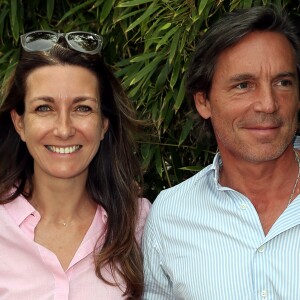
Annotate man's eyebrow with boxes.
[227,73,256,83]
[275,71,297,79]
[227,71,297,83]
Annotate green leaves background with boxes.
[0,0,299,200]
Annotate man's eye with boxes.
[35,105,51,112]
[277,80,292,87]
[236,82,249,89]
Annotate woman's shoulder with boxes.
[138,197,151,216]
[135,197,151,244]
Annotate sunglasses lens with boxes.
[67,33,100,52]
[24,32,57,51]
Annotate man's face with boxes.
[194,31,300,163]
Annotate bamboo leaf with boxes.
[242,0,253,8]
[179,118,194,145]
[114,8,144,22]
[117,0,154,8]
[180,166,203,172]
[10,0,19,41]
[47,0,55,21]
[163,106,174,132]
[0,49,19,93]
[0,49,15,64]
[140,89,155,110]
[141,143,151,160]
[160,22,172,30]
[229,0,240,11]
[151,101,159,121]
[58,0,95,24]
[141,144,155,170]
[10,0,17,28]
[158,91,172,127]
[170,56,181,90]
[179,30,188,52]
[155,147,163,177]
[174,77,186,112]
[198,0,210,15]
[0,8,9,39]
[17,3,23,34]
[129,56,163,86]
[100,0,115,22]
[168,28,182,64]
[114,57,132,67]
[155,26,178,51]
[40,19,51,30]
[126,5,160,32]
[116,62,143,79]
[155,61,170,90]
[144,18,167,50]
[91,0,105,9]
[130,52,156,63]
[128,77,144,98]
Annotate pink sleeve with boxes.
[135,197,151,245]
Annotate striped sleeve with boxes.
[142,199,174,300]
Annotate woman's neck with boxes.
[30,171,95,223]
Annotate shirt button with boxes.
[261,290,267,298]
[258,245,265,253]
[240,203,247,210]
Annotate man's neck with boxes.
[218,147,299,235]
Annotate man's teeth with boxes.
[47,145,80,154]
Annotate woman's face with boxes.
[11,65,109,181]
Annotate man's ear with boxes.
[10,110,26,141]
[194,92,211,119]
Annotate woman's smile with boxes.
[46,145,82,154]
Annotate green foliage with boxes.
[0,0,299,200]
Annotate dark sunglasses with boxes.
[21,30,103,54]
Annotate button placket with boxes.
[261,290,268,298]
[240,203,247,210]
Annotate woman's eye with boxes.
[35,105,51,112]
[76,106,92,113]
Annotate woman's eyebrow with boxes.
[29,96,98,103]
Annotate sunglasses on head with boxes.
[21,30,103,54]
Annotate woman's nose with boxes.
[53,112,76,139]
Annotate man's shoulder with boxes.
[151,163,214,212]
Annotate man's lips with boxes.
[244,125,279,130]
[239,116,283,130]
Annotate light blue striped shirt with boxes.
[143,143,300,300]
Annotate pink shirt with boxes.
[0,195,150,300]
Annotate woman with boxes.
[0,31,150,299]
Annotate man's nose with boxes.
[253,85,279,113]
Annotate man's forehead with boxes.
[213,31,297,78]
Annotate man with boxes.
[142,6,300,299]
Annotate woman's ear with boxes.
[100,117,109,141]
[194,92,211,119]
[10,110,26,141]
